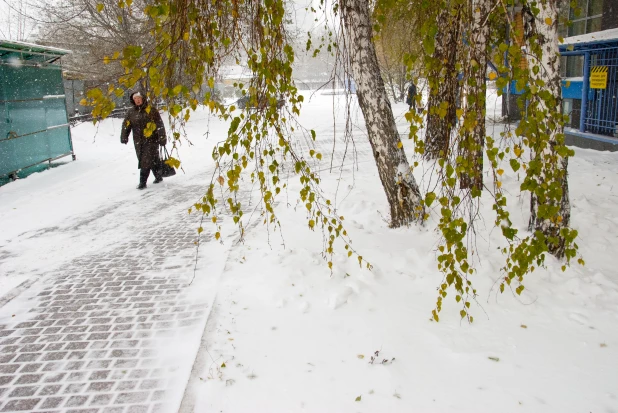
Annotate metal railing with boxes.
[68,107,129,125]
[584,46,618,137]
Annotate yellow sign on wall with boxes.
[590,66,608,89]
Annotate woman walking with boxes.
[120,91,167,189]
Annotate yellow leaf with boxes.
[183,32,190,41]
[96,3,104,12]
[217,176,225,185]
[497,181,502,188]
[489,72,497,80]
[545,17,552,25]
[215,232,221,240]
[197,227,203,234]
[397,141,403,149]
[497,169,504,176]
[456,109,464,118]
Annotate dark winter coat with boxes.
[120,93,167,170]
[406,84,417,106]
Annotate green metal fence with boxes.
[0,40,74,179]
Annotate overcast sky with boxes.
[0,0,326,43]
[0,0,40,41]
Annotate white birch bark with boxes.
[424,4,463,160]
[523,0,571,258]
[460,0,490,190]
[340,0,424,226]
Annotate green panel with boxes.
[0,104,8,141]
[0,132,49,176]
[44,98,68,127]
[6,101,47,136]
[1,65,64,101]
[47,127,71,159]
[0,138,19,175]
[0,64,72,177]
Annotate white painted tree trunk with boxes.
[523,0,571,258]
[340,0,424,226]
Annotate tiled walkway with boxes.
[0,192,213,412]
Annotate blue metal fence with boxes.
[559,31,618,139]
[585,47,618,136]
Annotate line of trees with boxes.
[66,0,581,320]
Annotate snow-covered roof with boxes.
[0,39,71,55]
[561,28,618,47]
[0,39,70,64]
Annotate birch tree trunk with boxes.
[424,4,464,160]
[523,0,571,258]
[460,0,490,190]
[340,0,424,226]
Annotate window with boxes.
[568,0,604,36]
[560,55,584,78]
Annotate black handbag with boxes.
[159,146,177,178]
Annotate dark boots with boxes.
[138,168,150,189]
[137,168,162,189]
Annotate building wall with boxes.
[602,0,618,30]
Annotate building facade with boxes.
[503,0,618,149]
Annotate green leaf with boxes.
[488,356,500,362]
[425,192,436,207]
[355,396,361,402]
[97,3,104,12]
[229,117,240,133]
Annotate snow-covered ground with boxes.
[1,91,617,413]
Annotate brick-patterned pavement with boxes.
[0,183,221,413]
[0,127,370,412]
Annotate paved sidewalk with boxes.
[0,185,217,413]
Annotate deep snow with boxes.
[1,89,617,413]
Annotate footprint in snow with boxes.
[298,301,310,313]
[327,286,354,309]
[568,312,588,326]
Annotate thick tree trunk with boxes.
[460,0,490,191]
[340,0,424,226]
[424,4,464,160]
[523,0,571,258]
